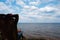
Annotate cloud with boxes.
[16,0,26,7]
[39,6,55,12]
[29,0,41,6]
[19,4,60,23]
[0,2,21,14]
[0,0,60,23]
[5,0,15,5]
[0,2,14,13]
[40,0,53,3]
[19,14,33,23]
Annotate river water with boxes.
[17,23,60,40]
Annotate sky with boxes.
[0,0,60,23]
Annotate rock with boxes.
[0,14,19,40]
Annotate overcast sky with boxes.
[0,0,60,23]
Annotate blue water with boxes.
[17,23,60,39]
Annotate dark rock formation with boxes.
[0,14,19,40]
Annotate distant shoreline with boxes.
[18,23,60,24]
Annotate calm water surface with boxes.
[17,23,60,39]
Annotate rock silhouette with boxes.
[0,14,19,40]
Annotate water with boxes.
[17,23,60,39]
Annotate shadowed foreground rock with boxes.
[0,14,19,40]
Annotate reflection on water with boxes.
[17,23,60,39]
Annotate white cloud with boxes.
[41,0,54,3]
[0,0,60,23]
[19,14,33,23]
[5,0,15,5]
[29,1,41,6]
[23,5,30,9]
[16,0,26,7]
[21,5,39,16]
[21,5,55,16]
[31,6,38,9]
[0,2,8,10]
[19,4,60,23]
[23,5,38,10]
[0,2,19,14]
[39,6,57,12]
